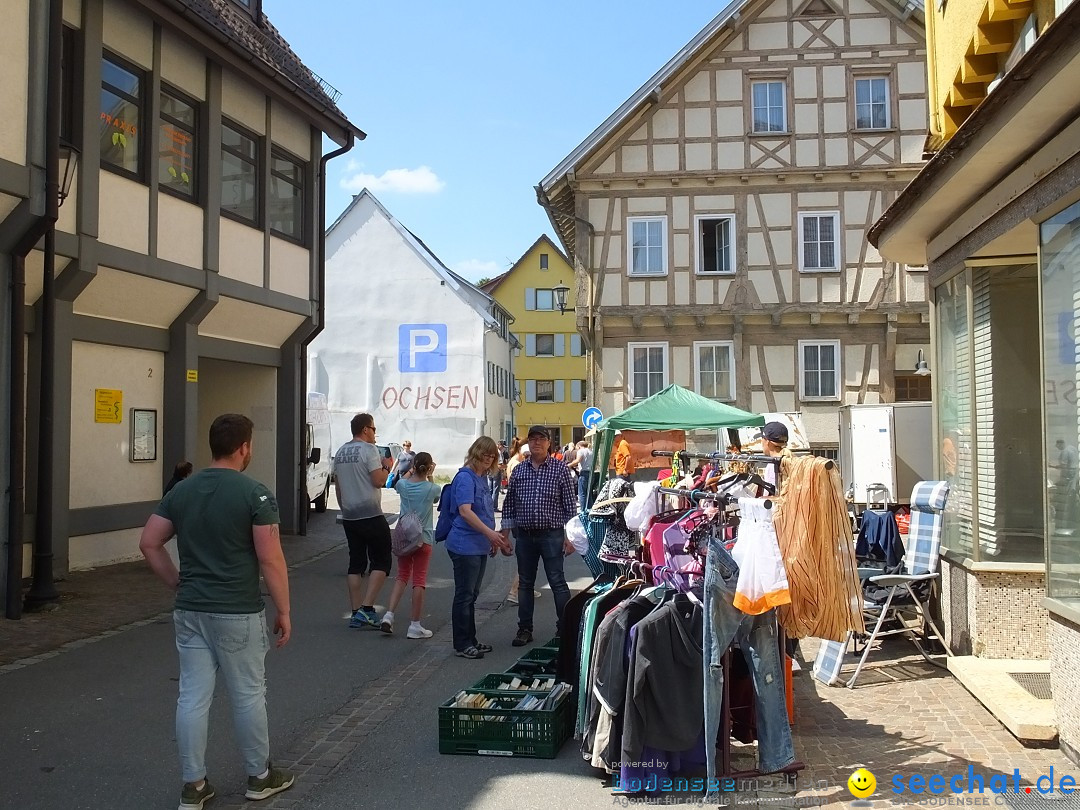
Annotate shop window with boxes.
[221,119,260,226]
[628,342,668,400]
[158,85,197,198]
[100,52,143,177]
[895,374,931,402]
[695,341,735,401]
[269,147,305,242]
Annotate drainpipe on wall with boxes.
[295,132,355,529]
[23,0,64,611]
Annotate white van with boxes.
[305,392,333,512]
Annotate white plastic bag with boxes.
[624,481,661,531]
[564,514,589,555]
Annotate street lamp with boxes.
[553,280,570,315]
[58,141,80,206]
[914,349,931,376]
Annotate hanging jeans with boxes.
[703,535,794,795]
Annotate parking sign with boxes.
[398,323,447,372]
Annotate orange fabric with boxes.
[614,439,636,476]
[732,586,791,616]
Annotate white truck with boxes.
[838,402,933,507]
[305,392,334,512]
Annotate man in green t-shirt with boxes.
[140,413,294,809]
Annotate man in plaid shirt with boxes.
[500,425,577,647]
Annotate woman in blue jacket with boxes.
[446,436,512,659]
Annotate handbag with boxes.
[391,511,425,557]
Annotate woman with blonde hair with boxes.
[446,436,512,659]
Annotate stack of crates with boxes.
[438,637,573,758]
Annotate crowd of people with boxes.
[138,412,597,810]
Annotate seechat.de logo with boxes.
[398,324,447,373]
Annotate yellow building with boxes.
[870,0,1080,763]
[483,236,587,448]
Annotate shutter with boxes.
[571,334,582,356]
[525,380,536,402]
[972,268,997,555]
[555,380,565,402]
[555,334,566,356]
[525,288,536,310]
[526,334,536,356]
[571,379,582,402]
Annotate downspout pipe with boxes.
[295,132,355,527]
[23,0,64,611]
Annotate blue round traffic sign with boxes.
[582,407,603,429]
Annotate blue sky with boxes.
[262,1,725,282]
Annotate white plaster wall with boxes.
[102,0,152,67]
[764,345,795,386]
[622,145,648,173]
[271,101,311,159]
[222,71,266,134]
[99,172,149,254]
[219,217,264,286]
[160,30,206,100]
[309,195,497,469]
[601,347,624,392]
[196,358,278,489]
[74,266,198,328]
[69,342,164,510]
[158,193,204,268]
[0,1,28,165]
[268,236,310,299]
[801,406,841,444]
[69,528,144,570]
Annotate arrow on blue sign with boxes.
[582,407,604,429]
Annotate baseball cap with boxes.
[762,421,788,444]
[527,425,550,440]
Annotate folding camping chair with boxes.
[845,480,953,688]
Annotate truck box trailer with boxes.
[839,403,933,506]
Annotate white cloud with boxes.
[340,165,445,194]
[453,259,500,281]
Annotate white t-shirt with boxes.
[333,439,384,520]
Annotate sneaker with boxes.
[349,608,376,629]
[790,658,802,673]
[454,646,484,659]
[406,623,433,639]
[380,611,394,634]
[512,628,533,647]
[245,764,295,801]
[506,593,518,605]
[179,779,215,810]
[475,642,493,654]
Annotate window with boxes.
[696,215,736,274]
[628,342,668,401]
[812,446,840,461]
[628,217,667,275]
[269,148,305,241]
[694,341,735,400]
[221,120,259,225]
[100,52,143,176]
[158,86,197,198]
[540,253,549,270]
[487,362,495,394]
[798,212,841,272]
[535,334,555,357]
[854,76,890,130]
[799,340,840,400]
[536,380,555,403]
[895,374,931,402]
[751,80,786,133]
[534,288,555,310]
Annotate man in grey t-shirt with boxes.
[334,413,393,628]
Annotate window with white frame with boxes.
[751,80,786,133]
[694,341,735,400]
[854,76,890,130]
[536,380,555,402]
[696,215,736,274]
[627,217,667,276]
[799,340,840,400]
[628,342,668,401]
[798,212,840,272]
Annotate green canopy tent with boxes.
[585,384,764,505]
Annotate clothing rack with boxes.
[655,485,773,510]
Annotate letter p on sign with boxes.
[399,324,447,372]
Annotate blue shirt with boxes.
[394,478,441,544]
[501,455,577,532]
[446,467,495,555]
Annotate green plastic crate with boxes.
[471,673,559,693]
[518,647,558,664]
[438,692,573,758]
[540,636,560,651]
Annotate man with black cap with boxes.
[500,425,577,647]
[761,421,789,488]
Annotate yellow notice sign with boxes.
[94,388,123,423]
[186,369,198,382]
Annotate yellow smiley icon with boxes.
[848,768,877,799]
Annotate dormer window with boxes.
[229,0,262,22]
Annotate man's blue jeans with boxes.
[488,474,501,511]
[514,529,571,634]
[577,473,592,508]
[448,551,487,651]
[173,609,270,782]
[702,536,794,793]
